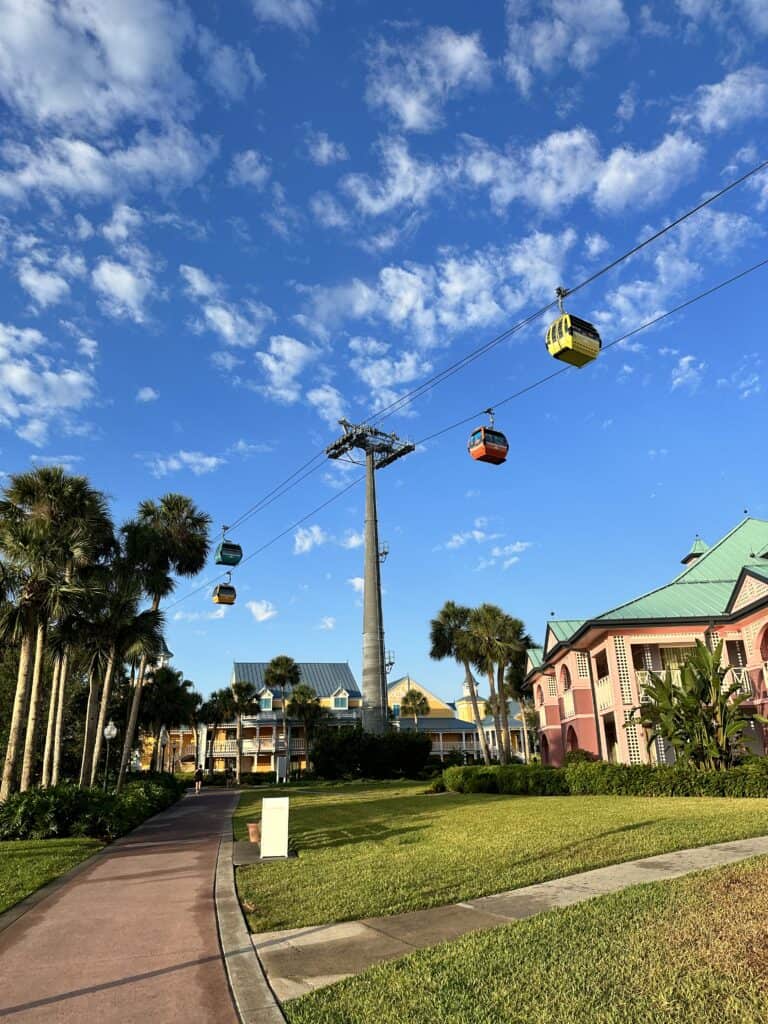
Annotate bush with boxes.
[563,749,600,766]
[442,760,768,798]
[0,775,185,841]
[312,727,432,780]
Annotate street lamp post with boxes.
[103,720,117,791]
[158,726,169,773]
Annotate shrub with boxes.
[563,749,600,766]
[312,727,432,780]
[443,760,768,798]
[0,775,185,841]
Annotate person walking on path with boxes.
[194,766,204,794]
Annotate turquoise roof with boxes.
[596,518,768,622]
[548,620,586,642]
[681,535,709,564]
[527,647,544,669]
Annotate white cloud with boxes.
[0,125,217,202]
[306,383,345,426]
[366,27,491,132]
[342,136,442,216]
[676,0,768,37]
[147,450,226,477]
[505,0,629,94]
[136,386,159,402]
[305,129,348,165]
[180,264,220,300]
[102,204,142,244]
[310,192,350,229]
[490,541,532,557]
[675,66,768,133]
[181,265,274,348]
[318,616,336,630]
[585,233,609,259]
[17,259,70,307]
[246,599,278,622]
[339,530,364,549]
[294,524,327,554]
[616,84,637,123]
[0,0,194,131]
[593,133,703,212]
[228,149,271,189]
[74,214,93,239]
[716,358,761,399]
[256,335,316,402]
[671,354,706,392]
[347,576,364,594]
[0,322,96,447]
[250,0,321,31]
[198,27,264,102]
[92,256,153,323]
[78,337,98,361]
[173,607,227,622]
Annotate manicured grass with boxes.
[284,855,768,1024]
[235,780,768,931]
[0,838,102,914]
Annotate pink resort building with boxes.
[525,517,768,767]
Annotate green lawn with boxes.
[235,781,768,932]
[285,855,768,1024]
[0,838,102,915]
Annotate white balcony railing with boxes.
[726,666,752,697]
[538,707,546,729]
[563,690,575,719]
[596,675,613,711]
[636,666,753,700]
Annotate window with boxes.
[391,703,400,718]
[594,649,609,679]
[259,691,273,711]
[561,665,572,690]
[333,691,348,710]
[536,685,544,706]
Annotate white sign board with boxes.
[261,796,289,859]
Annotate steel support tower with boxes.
[326,420,414,733]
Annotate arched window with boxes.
[759,626,768,664]
[536,684,544,706]
[540,735,550,764]
[561,665,572,691]
[566,725,579,753]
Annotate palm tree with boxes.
[430,602,491,765]
[400,688,429,727]
[467,604,518,765]
[504,625,536,763]
[492,613,530,763]
[87,559,165,786]
[116,496,211,790]
[231,680,257,784]
[0,468,112,796]
[287,684,326,769]
[264,656,301,776]
[140,666,198,771]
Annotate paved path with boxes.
[0,789,240,1023]
[253,833,768,1002]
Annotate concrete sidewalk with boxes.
[0,788,241,1023]
[254,833,768,1002]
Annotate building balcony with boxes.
[636,666,753,700]
[208,738,307,757]
[595,675,613,712]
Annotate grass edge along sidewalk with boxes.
[0,837,102,916]
[233,780,768,932]
[284,854,768,1024]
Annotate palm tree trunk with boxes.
[117,595,158,792]
[51,649,70,786]
[20,620,47,792]
[497,665,513,764]
[0,628,34,800]
[463,662,491,765]
[89,651,116,787]
[79,669,102,787]
[41,656,62,788]
[236,710,242,785]
[486,669,507,764]
[520,699,531,764]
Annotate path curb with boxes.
[215,836,287,1024]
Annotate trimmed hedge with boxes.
[312,727,432,780]
[0,775,186,841]
[443,760,768,798]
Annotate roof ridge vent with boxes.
[681,534,709,565]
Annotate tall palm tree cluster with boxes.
[430,601,534,765]
[0,467,211,800]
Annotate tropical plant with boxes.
[287,684,327,767]
[116,496,211,790]
[429,601,491,765]
[264,655,301,771]
[231,680,257,784]
[626,640,758,771]
[140,666,199,772]
[467,604,524,765]
[400,688,429,726]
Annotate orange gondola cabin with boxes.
[468,424,509,465]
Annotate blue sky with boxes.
[1,0,767,701]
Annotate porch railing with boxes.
[596,675,613,711]
[562,690,575,719]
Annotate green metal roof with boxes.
[527,647,544,669]
[549,620,586,642]
[596,518,768,623]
